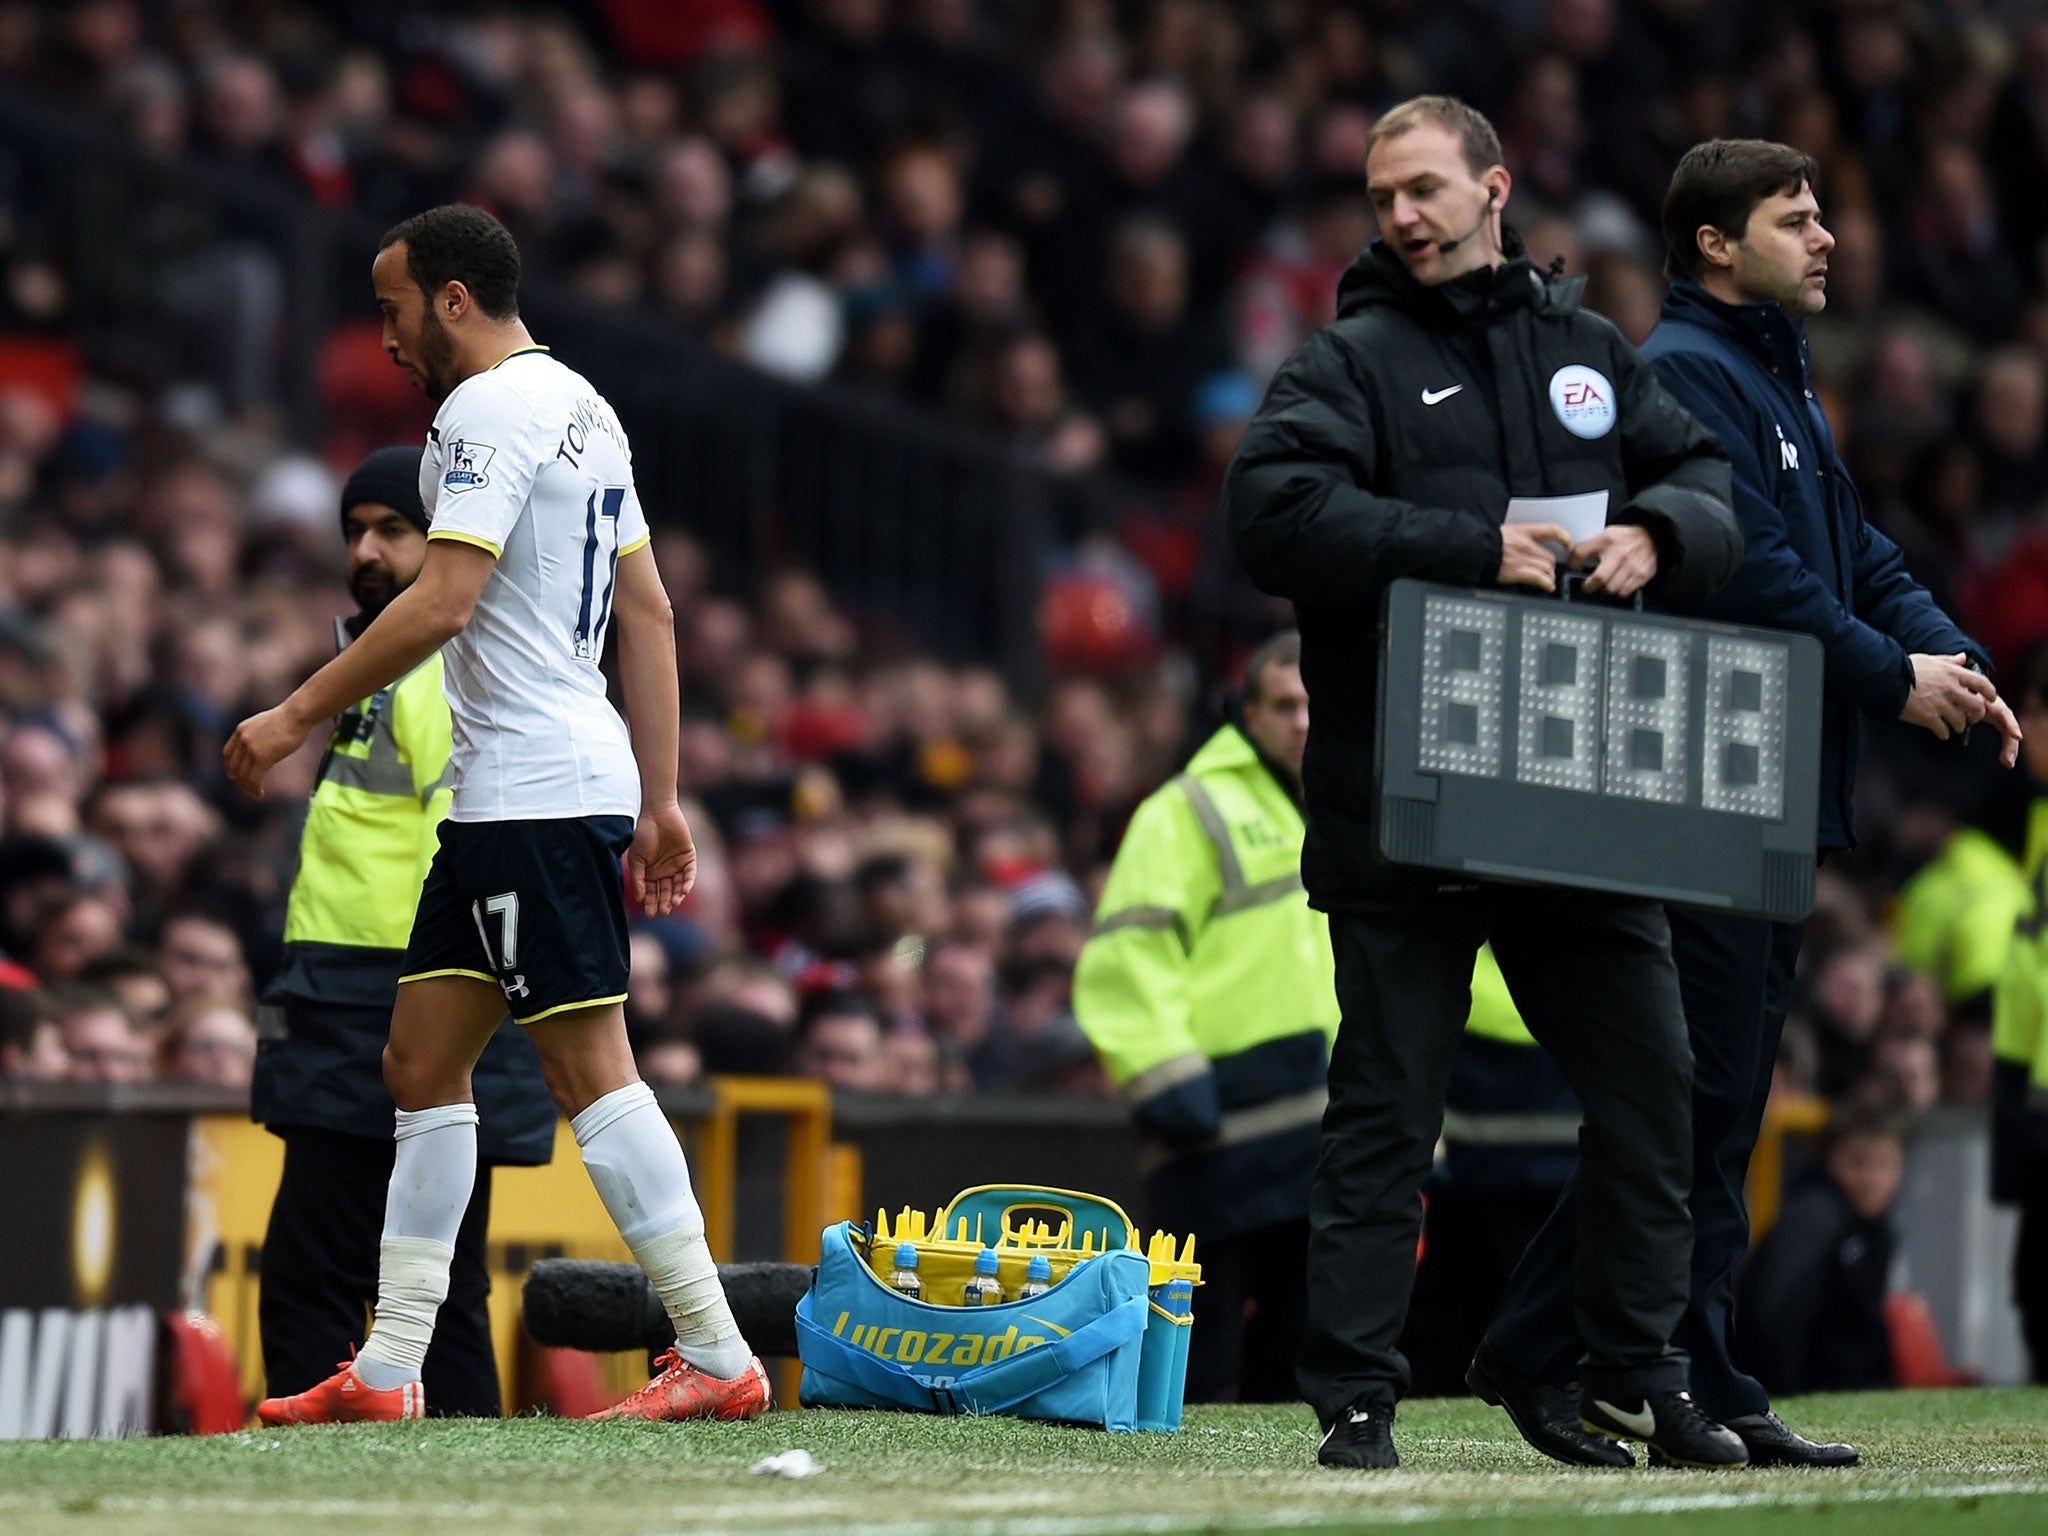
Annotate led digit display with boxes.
[1418,595,1507,778]
[1380,581,1820,921]
[1514,611,1604,792]
[1602,623,1692,805]
[1701,637,1788,819]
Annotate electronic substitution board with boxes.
[1376,579,1823,920]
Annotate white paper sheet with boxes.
[1505,490,1610,552]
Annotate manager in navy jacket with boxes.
[1476,139,2022,1469]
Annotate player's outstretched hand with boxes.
[630,804,698,917]
[224,704,312,799]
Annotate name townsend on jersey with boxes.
[555,395,630,469]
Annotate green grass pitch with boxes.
[1,1390,2043,1535]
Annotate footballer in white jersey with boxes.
[367,347,659,1023]
[418,347,649,825]
[229,204,766,1430]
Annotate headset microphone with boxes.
[1437,189,1499,254]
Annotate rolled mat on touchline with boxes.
[523,1260,810,1358]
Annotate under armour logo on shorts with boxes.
[502,974,530,1000]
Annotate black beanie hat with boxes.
[339,445,428,536]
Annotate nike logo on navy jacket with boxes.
[1222,231,1741,909]
[1641,282,1987,851]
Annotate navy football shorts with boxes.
[399,815,635,1024]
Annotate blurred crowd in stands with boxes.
[3,0,2048,1173]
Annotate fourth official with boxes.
[1224,95,1746,1471]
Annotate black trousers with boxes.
[2019,1183,2048,1385]
[1299,888,1694,1425]
[1486,905,1803,1419]
[1400,1186,1558,1397]
[259,1127,502,1417]
[1183,1219,1310,1404]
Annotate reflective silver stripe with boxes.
[1212,869,1305,918]
[323,751,419,797]
[1439,1109,1583,1146]
[1178,774,1304,921]
[1175,775,1244,891]
[417,763,452,803]
[1214,1087,1328,1146]
[1092,906,1188,944]
[322,676,431,799]
[1135,1086,1329,1173]
[1123,1051,1213,1104]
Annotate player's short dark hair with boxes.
[1662,139,1818,283]
[379,204,522,319]
[1366,96,1503,179]
[1245,630,1302,703]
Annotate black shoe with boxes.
[1318,1403,1399,1469]
[1581,1389,1747,1469]
[1726,1411,1860,1468]
[1466,1342,1634,1468]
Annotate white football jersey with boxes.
[419,348,651,822]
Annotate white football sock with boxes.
[355,1102,479,1390]
[572,1082,752,1381]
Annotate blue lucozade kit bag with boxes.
[793,1184,1197,1433]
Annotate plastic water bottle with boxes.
[888,1241,923,1300]
[963,1247,1004,1306]
[1017,1254,1053,1300]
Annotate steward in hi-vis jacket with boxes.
[1075,632,1333,1403]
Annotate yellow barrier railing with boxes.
[690,1075,833,1267]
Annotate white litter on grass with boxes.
[749,1450,823,1480]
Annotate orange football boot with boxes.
[257,1355,425,1426]
[586,1349,772,1422]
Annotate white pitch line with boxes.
[646,1480,2048,1536]
[1,1476,2044,1534]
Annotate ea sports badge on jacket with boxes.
[1548,365,1616,439]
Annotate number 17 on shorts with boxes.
[398,816,636,1023]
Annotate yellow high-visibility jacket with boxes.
[1992,826,2048,1205]
[1074,724,1337,1237]
[282,654,451,952]
[1892,827,2029,1009]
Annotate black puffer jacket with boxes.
[1224,233,1742,908]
